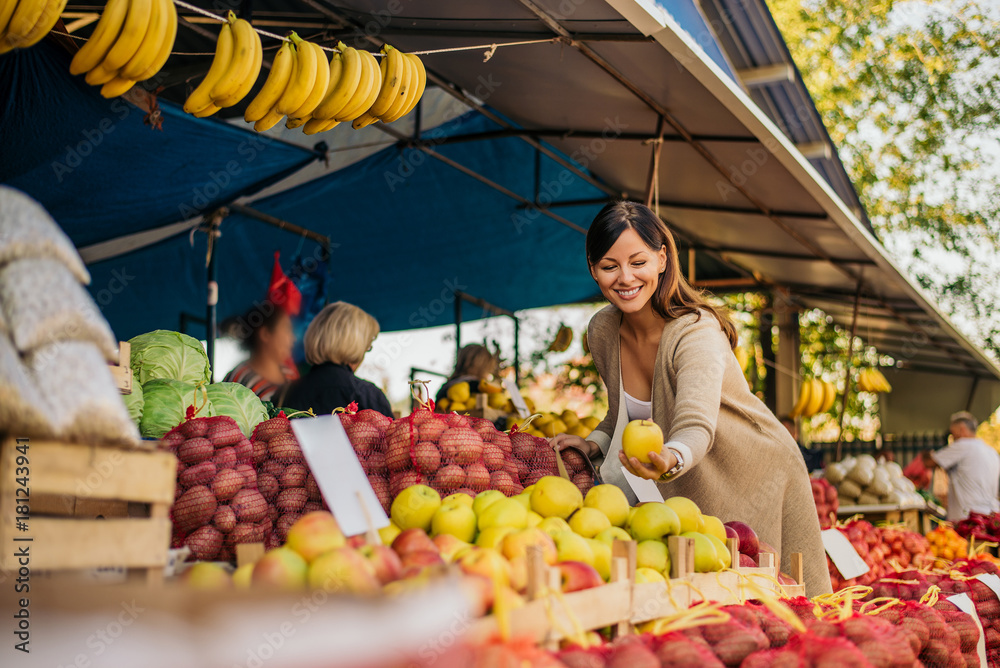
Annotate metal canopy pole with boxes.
[453,291,521,384]
[205,211,224,381]
[836,281,863,460]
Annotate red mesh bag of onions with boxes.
[162,414,258,561]
[340,402,597,504]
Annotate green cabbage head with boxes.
[129,330,211,385]
[140,379,214,439]
[206,382,268,437]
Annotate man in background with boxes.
[922,411,1000,522]
[780,416,824,471]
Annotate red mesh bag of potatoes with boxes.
[881,599,968,668]
[341,403,597,503]
[642,631,725,667]
[162,415,257,561]
[740,633,874,668]
[678,614,769,666]
[248,414,329,551]
[805,612,919,668]
[729,602,797,649]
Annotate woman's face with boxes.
[590,227,667,314]
[259,311,295,361]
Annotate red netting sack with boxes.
[740,633,874,668]
[803,611,918,668]
[738,602,798,648]
[644,631,725,667]
[163,414,256,561]
[867,574,929,601]
[952,558,1000,578]
[930,601,982,664]
[678,615,768,666]
[884,599,966,668]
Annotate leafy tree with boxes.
[769,0,1000,356]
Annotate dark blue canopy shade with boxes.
[0,42,318,247]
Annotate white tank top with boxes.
[623,390,652,421]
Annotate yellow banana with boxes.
[337,48,380,121]
[183,20,232,115]
[303,117,339,135]
[368,44,402,117]
[382,53,423,122]
[800,378,823,417]
[857,368,870,393]
[0,0,20,44]
[100,76,136,98]
[245,41,293,122]
[276,33,316,115]
[351,111,380,129]
[193,103,220,118]
[789,379,810,418]
[136,0,175,81]
[70,0,129,75]
[9,0,69,50]
[85,64,118,86]
[212,14,259,106]
[120,0,168,79]
[102,0,153,71]
[2,0,47,50]
[285,115,309,130]
[313,43,361,120]
[819,381,837,414]
[398,52,426,117]
[289,41,329,119]
[873,369,891,393]
[378,49,411,121]
[254,107,284,132]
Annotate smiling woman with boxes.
[549,201,832,597]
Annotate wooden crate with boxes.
[0,438,177,584]
[466,394,508,422]
[109,340,133,394]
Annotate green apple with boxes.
[584,485,630,527]
[586,538,612,581]
[538,516,572,537]
[530,476,583,519]
[664,497,702,534]
[378,521,402,546]
[681,532,720,573]
[705,533,732,570]
[526,511,543,528]
[621,419,664,463]
[568,507,611,538]
[701,515,727,542]
[472,490,506,517]
[184,562,232,590]
[522,484,536,496]
[629,503,681,541]
[501,527,557,564]
[552,531,595,566]
[476,526,516,549]
[636,540,669,572]
[390,484,442,532]
[511,493,531,510]
[635,567,666,584]
[431,503,477,543]
[594,526,632,546]
[478,498,528,531]
[458,547,511,586]
[443,492,474,509]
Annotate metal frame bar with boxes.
[424,128,759,146]
[453,291,521,385]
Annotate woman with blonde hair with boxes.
[436,343,499,405]
[549,201,830,596]
[281,301,392,417]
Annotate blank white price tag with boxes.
[976,573,1000,600]
[621,467,665,503]
[820,529,870,579]
[503,379,530,418]
[947,593,988,667]
[291,415,390,537]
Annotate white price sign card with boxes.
[621,467,665,503]
[291,414,390,537]
[947,593,988,668]
[820,529,870,579]
[976,573,1000,600]
[503,378,531,418]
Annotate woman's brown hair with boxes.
[585,201,738,348]
[450,344,499,381]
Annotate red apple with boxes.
[724,525,741,552]
[461,573,495,617]
[724,521,759,560]
[345,534,366,549]
[557,561,603,593]
[391,528,439,557]
[433,533,472,562]
[307,547,380,594]
[251,547,308,589]
[284,511,345,563]
[458,548,511,586]
[359,544,404,584]
[739,553,757,568]
[400,549,446,572]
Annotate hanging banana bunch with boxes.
[857,367,892,393]
[790,377,838,418]
[1,0,71,54]
[67,0,177,98]
[547,325,573,353]
[351,44,426,130]
[182,11,261,117]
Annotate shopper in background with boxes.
[780,416,824,471]
[550,201,830,596]
[281,302,393,418]
[222,301,299,402]
[436,343,500,404]
[921,411,1000,522]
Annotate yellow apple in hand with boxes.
[431,503,477,543]
[584,485,630,527]
[569,507,611,538]
[391,485,442,532]
[621,419,664,464]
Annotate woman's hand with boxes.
[549,434,598,459]
[619,447,677,481]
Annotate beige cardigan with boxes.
[587,305,832,596]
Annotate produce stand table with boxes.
[0,437,177,584]
[837,502,933,533]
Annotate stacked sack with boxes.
[811,477,839,528]
[0,187,137,445]
[341,405,597,510]
[827,455,923,506]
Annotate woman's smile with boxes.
[614,286,642,299]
